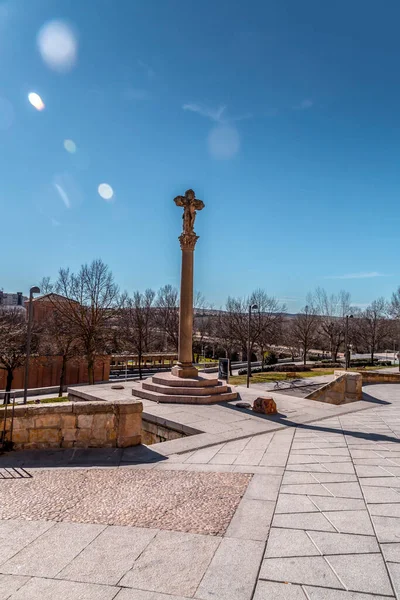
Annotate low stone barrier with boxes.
[358,371,400,384]
[0,399,142,450]
[306,372,362,405]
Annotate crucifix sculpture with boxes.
[174,189,205,248]
[171,189,205,378]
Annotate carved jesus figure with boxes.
[174,189,205,234]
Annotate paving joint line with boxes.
[249,428,296,600]
[339,413,397,598]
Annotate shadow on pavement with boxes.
[0,444,168,470]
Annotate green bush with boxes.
[238,364,311,375]
[312,362,342,368]
[264,351,278,365]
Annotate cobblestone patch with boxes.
[0,469,250,535]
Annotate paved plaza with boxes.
[1,382,400,598]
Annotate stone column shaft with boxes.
[171,234,199,378]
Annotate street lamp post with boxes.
[23,286,40,404]
[344,314,353,370]
[246,304,258,388]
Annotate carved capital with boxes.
[179,232,199,250]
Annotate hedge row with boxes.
[238,364,311,375]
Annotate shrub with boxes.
[348,359,393,367]
[238,364,311,375]
[264,351,278,365]
[312,362,342,368]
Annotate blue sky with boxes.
[1,0,399,311]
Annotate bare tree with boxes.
[251,289,286,368]
[0,309,32,403]
[40,309,80,397]
[225,291,285,361]
[47,259,120,384]
[215,309,238,375]
[313,288,351,361]
[353,298,391,362]
[193,293,212,363]
[292,302,319,365]
[120,289,156,380]
[155,285,179,351]
[38,276,53,295]
[280,318,300,361]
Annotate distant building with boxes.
[0,291,27,307]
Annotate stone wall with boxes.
[142,419,186,445]
[358,371,400,384]
[306,372,362,405]
[0,399,142,450]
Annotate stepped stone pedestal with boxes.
[133,372,238,404]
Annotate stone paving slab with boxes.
[304,588,394,599]
[116,591,192,600]
[194,537,264,600]
[0,519,54,565]
[260,555,345,588]
[0,574,29,600]
[225,498,275,541]
[8,577,119,599]
[327,553,393,595]
[0,522,105,578]
[119,530,220,597]
[58,525,157,585]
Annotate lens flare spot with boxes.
[64,139,76,153]
[28,92,45,111]
[98,183,114,201]
[208,125,240,160]
[37,20,78,72]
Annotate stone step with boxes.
[142,381,229,396]
[133,387,238,405]
[151,373,219,388]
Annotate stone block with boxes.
[29,428,62,444]
[77,414,94,429]
[60,414,76,429]
[117,434,141,448]
[34,414,61,429]
[116,400,143,414]
[31,404,72,415]
[73,402,113,414]
[91,413,114,431]
[62,428,78,442]
[76,428,92,443]
[106,428,117,442]
[253,397,278,415]
[61,440,75,449]
[12,418,28,430]
[118,413,142,438]
[12,429,29,444]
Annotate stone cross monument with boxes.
[171,189,205,378]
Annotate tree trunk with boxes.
[59,355,67,397]
[303,348,307,365]
[261,348,265,370]
[4,369,13,404]
[138,350,142,380]
[87,357,95,385]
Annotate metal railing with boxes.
[0,392,16,452]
